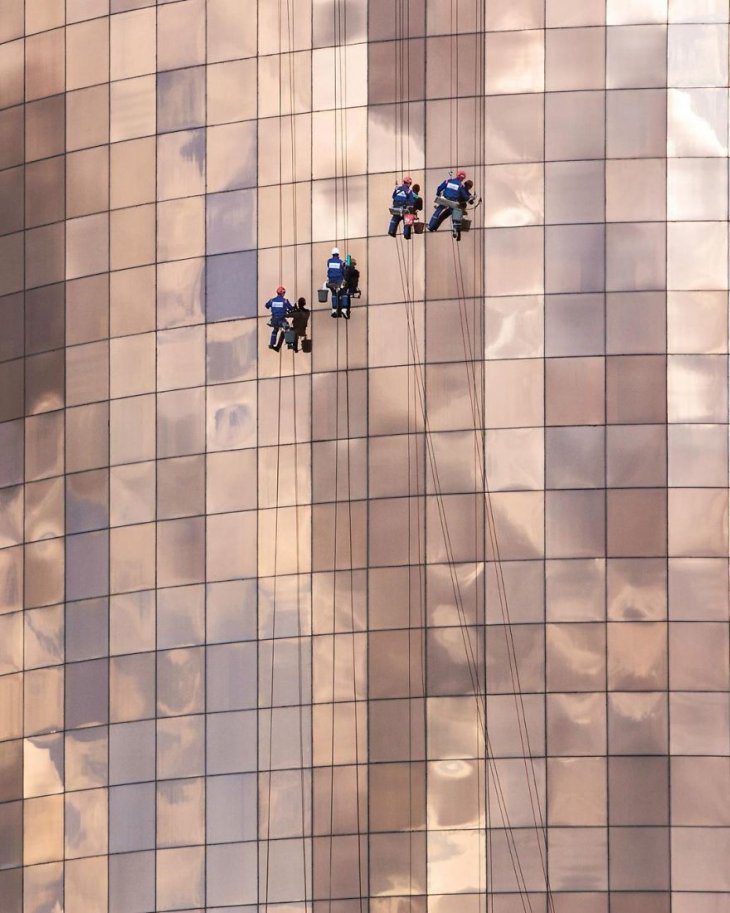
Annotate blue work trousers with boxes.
[428,203,463,233]
[269,314,289,349]
[328,283,350,315]
[388,210,412,240]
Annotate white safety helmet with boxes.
[331,247,340,256]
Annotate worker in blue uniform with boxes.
[388,176,418,240]
[265,286,293,350]
[427,170,477,239]
[326,247,346,317]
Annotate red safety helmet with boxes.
[456,170,466,180]
[276,286,286,295]
[403,175,413,185]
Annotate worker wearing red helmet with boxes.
[428,169,477,240]
[264,285,293,351]
[388,175,420,240]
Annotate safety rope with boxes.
[442,7,556,902]
[327,307,341,913]
[263,343,285,913]
[388,6,554,896]
[344,319,366,911]
[263,1,309,910]
[439,0,557,903]
[441,10,557,903]
[325,3,365,911]
[394,237,537,913]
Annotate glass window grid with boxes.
[0,4,729,911]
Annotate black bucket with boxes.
[460,218,471,233]
[413,221,425,234]
[317,288,329,304]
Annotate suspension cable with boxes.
[394,236,536,912]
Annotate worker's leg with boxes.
[428,205,450,231]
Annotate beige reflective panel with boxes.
[24,605,64,670]
[110,265,155,336]
[65,789,108,859]
[23,795,62,866]
[546,27,605,90]
[157,845,205,908]
[67,18,109,90]
[0,489,22,550]
[669,23,728,86]
[157,715,205,780]
[111,8,155,80]
[110,394,155,463]
[668,354,728,422]
[207,0,257,63]
[0,40,24,108]
[110,522,156,592]
[25,29,64,100]
[110,137,155,209]
[157,196,205,262]
[206,58,263,127]
[66,341,109,408]
[65,856,108,913]
[110,653,155,723]
[157,258,205,329]
[607,0,667,23]
[668,221,728,289]
[157,129,204,200]
[668,87,728,156]
[27,156,64,226]
[110,75,155,142]
[485,30,544,94]
[158,0,205,71]
[668,423,727,487]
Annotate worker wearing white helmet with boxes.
[325,248,346,317]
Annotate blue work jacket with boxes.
[327,257,345,283]
[392,184,417,207]
[437,177,471,203]
[265,294,292,317]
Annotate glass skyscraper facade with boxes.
[2,0,730,911]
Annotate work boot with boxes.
[331,308,338,317]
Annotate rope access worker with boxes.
[286,297,310,352]
[326,247,346,317]
[265,286,293,351]
[388,176,419,240]
[341,258,360,319]
[427,170,477,240]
